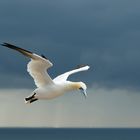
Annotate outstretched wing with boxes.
[2,43,54,87]
[53,65,90,83]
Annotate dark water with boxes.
[0,128,140,140]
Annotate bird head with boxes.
[78,82,87,98]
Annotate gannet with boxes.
[2,43,90,104]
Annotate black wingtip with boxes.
[1,42,8,46]
[1,42,16,47]
[1,42,33,54]
[76,64,88,69]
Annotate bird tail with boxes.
[24,99,31,104]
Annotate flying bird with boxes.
[2,43,90,104]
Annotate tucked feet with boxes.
[25,92,36,101]
[25,93,38,104]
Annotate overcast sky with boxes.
[0,0,140,127]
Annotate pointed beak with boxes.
[79,88,87,98]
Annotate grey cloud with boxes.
[0,88,140,127]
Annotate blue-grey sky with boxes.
[0,0,140,127]
[0,0,140,89]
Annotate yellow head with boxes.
[71,81,87,98]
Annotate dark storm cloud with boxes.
[0,0,140,89]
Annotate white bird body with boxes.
[33,81,87,100]
[33,85,65,100]
[2,43,90,104]
[32,82,69,99]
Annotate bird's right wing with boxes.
[53,65,90,83]
[2,43,54,87]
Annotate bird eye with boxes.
[79,87,84,91]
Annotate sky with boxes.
[0,0,140,127]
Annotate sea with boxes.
[0,128,140,140]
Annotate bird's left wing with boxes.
[53,65,90,83]
[2,43,54,87]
